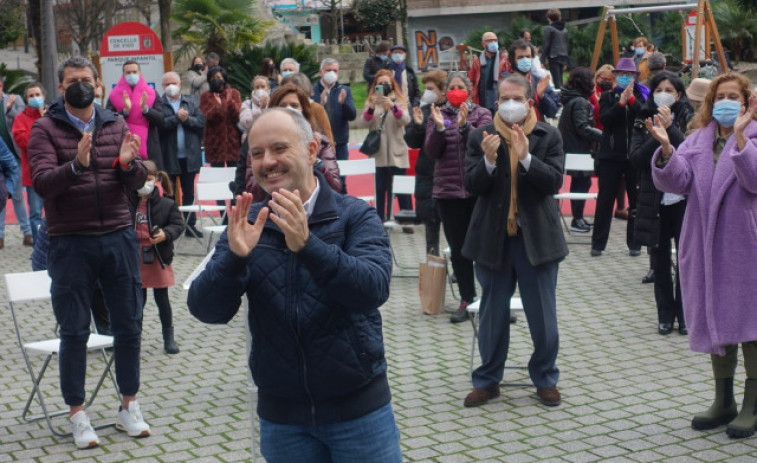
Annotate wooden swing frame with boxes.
[590,0,727,78]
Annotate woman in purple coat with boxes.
[425,71,492,323]
[650,72,757,439]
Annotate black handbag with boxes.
[359,111,388,156]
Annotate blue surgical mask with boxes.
[94,98,102,106]
[634,47,645,56]
[616,75,634,89]
[392,53,404,64]
[486,42,499,53]
[712,100,743,128]
[378,54,389,62]
[517,58,532,73]
[125,74,140,86]
[27,96,45,109]
[281,71,293,78]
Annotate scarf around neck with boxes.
[493,108,537,236]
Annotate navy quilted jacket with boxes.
[188,172,393,425]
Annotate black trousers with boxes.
[547,57,567,90]
[653,201,686,326]
[175,158,198,227]
[569,172,592,220]
[438,197,477,303]
[591,159,639,251]
[416,197,442,255]
[375,166,412,221]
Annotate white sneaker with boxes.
[70,410,99,449]
[115,400,150,437]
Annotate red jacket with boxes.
[200,87,242,164]
[12,106,43,187]
[28,99,147,236]
[468,52,510,106]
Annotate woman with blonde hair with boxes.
[362,69,411,222]
[650,72,757,438]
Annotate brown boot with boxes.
[23,235,33,246]
[0,238,4,249]
[464,385,500,407]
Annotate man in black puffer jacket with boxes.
[188,108,402,461]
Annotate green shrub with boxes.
[224,42,320,95]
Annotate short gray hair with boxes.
[162,71,181,83]
[57,56,99,84]
[320,58,338,71]
[280,58,300,72]
[647,52,666,71]
[446,71,472,91]
[500,74,533,99]
[251,107,315,154]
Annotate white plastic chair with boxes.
[178,167,237,250]
[382,175,418,275]
[466,297,530,387]
[336,158,376,205]
[553,153,597,239]
[5,271,119,437]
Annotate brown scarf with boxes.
[493,108,537,236]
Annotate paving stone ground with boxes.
[2,166,757,461]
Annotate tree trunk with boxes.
[28,0,42,75]
[159,0,171,49]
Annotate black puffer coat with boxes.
[129,188,184,267]
[557,88,603,175]
[629,97,694,246]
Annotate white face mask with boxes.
[137,180,155,196]
[252,88,268,102]
[498,99,528,124]
[164,84,180,98]
[653,91,676,108]
[420,89,438,106]
[323,71,338,85]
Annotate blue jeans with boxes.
[260,402,403,463]
[0,177,31,237]
[26,187,43,242]
[473,233,560,389]
[48,227,144,406]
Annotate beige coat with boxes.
[362,93,410,168]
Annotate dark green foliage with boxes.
[353,0,401,33]
[0,63,33,94]
[0,0,25,47]
[224,43,320,95]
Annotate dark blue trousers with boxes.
[48,227,144,406]
[473,234,560,389]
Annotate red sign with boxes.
[100,22,163,57]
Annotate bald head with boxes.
[482,32,499,55]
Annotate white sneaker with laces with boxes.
[116,400,150,437]
[70,410,99,449]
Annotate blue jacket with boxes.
[312,81,356,145]
[188,172,393,425]
[0,136,19,201]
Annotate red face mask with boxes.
[446,89,468,108]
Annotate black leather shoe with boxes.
[659,323,673,335]
[679,325,688,335]
[185,225,204,238]
[629,249,642,257]
[642,269,655,284]
[590,249,602,257]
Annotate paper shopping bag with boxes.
[418,254,447,315]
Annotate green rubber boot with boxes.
[691,378,738,430]
[726,379,757,438]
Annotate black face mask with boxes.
[193,63,204,73]
[209,78,225,93]
[598,81,614,92]
[65,81,95,109]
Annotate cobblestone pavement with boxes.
[2,210,757,462]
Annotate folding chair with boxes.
[336,158,376,205]
[553,153,597,243]
[5,271,119,437]
[466,297,530,387]
[177,167,237,250]
[381,175,419,277]
[197,182,235,252]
